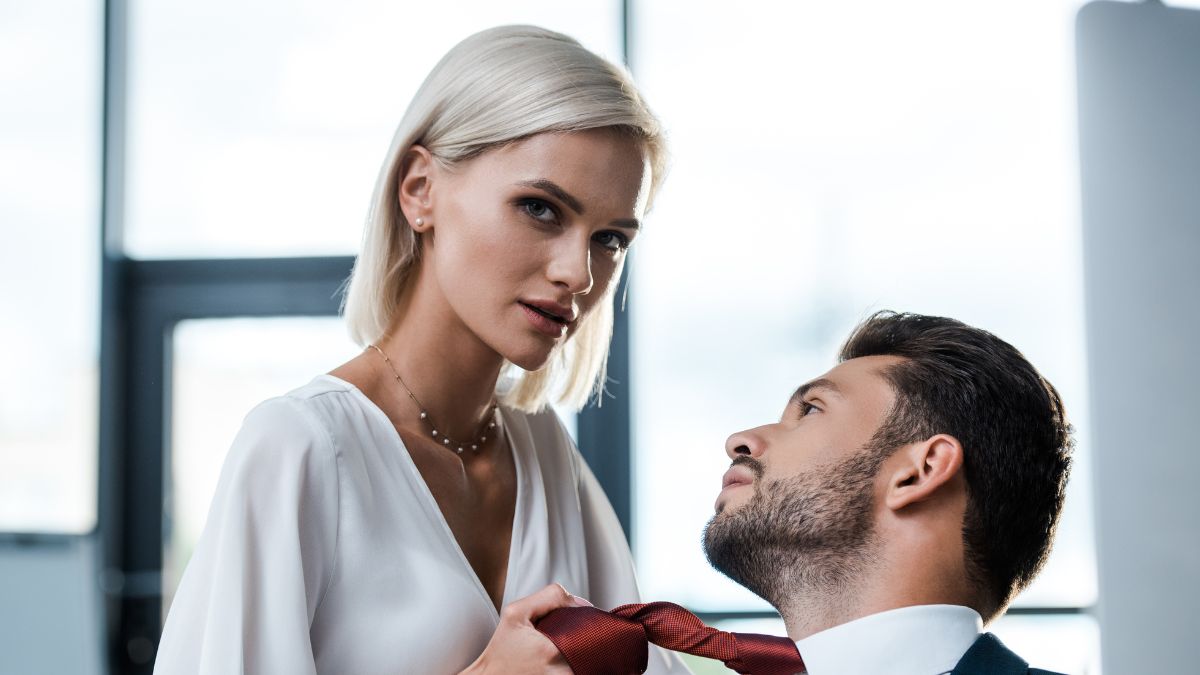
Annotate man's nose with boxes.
[725,428,765,460]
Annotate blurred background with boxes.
[2,0,1197,673]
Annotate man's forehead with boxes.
[791,355,906,404]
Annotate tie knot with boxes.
[613,602,738,660]
[536,606,651,674]
[536,602,805,675]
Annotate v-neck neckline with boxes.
[320,373,525,619]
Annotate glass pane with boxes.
[631,0,1096,615]
[164,317,358,612]
[990,613,1101,675]
[124,0,622,259]
[0,1,101,533]
[551,402,579,444]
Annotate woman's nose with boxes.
[547,238,594,296]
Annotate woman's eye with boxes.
[520,198,557,223]
[595,231,630,253]
[799,401,821,417]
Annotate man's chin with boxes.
[714,488,753,515]
[702,506,777,604]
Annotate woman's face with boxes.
[410,128,651,370]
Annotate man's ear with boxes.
[883,434,964,511]
[398,145,436,233]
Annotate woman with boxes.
[155,25,687,675]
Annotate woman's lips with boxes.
[520,302,568,338]
[521,299,576,323]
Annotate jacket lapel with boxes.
[950,633,1029,675]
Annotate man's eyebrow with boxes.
[517,179,641,231]
[790,378,842,406]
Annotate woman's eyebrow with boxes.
[517,179,584,215]
[516,179,642,231]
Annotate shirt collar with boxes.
[794,604,983,675]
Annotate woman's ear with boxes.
[398,145,435,233]
[883,434,964,511]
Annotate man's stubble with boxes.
[702,448,886,611]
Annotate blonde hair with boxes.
[343,25,666,412]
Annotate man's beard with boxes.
[702,449,884,609]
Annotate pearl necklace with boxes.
[368,344,499,455]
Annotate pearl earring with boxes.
[414,217,424,227]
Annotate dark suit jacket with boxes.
[950,633,1066,675]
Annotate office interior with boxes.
[1,1,1197,673]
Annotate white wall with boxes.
[1077,2,1200,673]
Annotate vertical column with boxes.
[1076,2,1200,673]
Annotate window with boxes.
[0,0,102,534]
[630,2,1099,672]
[122,0,622,259]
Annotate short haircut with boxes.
[342,25,666,411]
[839,311,1073,619]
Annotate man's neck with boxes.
[776,551,979,641]
[776,574,891,640]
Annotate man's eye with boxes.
[800,401,821,416]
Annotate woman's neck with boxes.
[373,281,507,440]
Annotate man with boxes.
[701,311,1072,674]
[468,311,1072,675]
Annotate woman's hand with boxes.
[460,583,591,675]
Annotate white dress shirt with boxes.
[155,375,688,675]
[794,604,983,675]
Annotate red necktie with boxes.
[535,601,805,675]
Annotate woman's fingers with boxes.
[501,584,592,626]
[460,585,590,675]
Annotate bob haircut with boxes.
[343,25,666,413]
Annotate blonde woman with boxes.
[155,25,688,675]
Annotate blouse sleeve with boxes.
[154,397,340,675]
[575,447,693,675]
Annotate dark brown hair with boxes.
[840,311,1073,618]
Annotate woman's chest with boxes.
[305,414,591,672]
[408,433,519,606]
[307,491,585,675]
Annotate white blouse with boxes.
[155,375,688,675]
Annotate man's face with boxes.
[702,355,904,604]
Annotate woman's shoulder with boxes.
[243,373,373,440]
[277,372,362,410]
[226,375,366,473]
[240,375,343,434]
